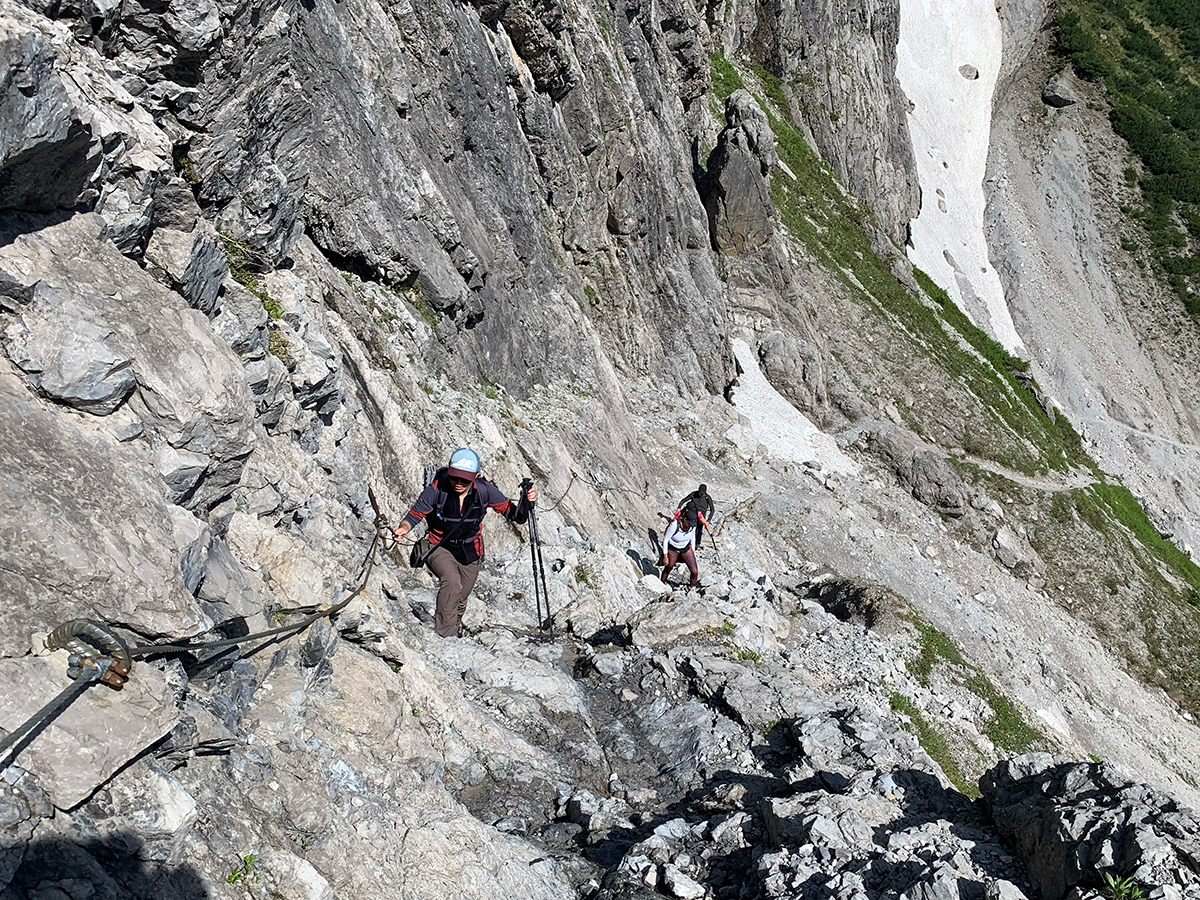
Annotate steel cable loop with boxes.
[129,529,384,659]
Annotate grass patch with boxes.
[710,53,745,104]
[1052,1,1199,316]
[964,672,1044,753]
[409,294,437,329]
[905,613,1048,755]
[910,619,968,683]
[1089,482,1200,595]
[889,692,978,797]
[708,53,1093,476]
[267,326,292,366]
[574,560,601,590]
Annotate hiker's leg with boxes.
[681,547,699,587]
[428,547,465,637]
[661,548,680,583]
[454,559,482,634]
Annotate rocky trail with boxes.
[1,0,1198,894]
[956,457,1094,494]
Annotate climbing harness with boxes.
[0,487,395,770]
[522,478,552,633]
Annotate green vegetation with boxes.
[267,327,292,367]
[174,155,201,190]
[710,54,744,107]
[410,294,438,329]
[889,692,978,797]
[964,672,1044,754]
[1101,872,1147,900]
[227,855,259,885]
[707,52,1199,713]
[707,54,1089,476]
[731,646,761,662]
[907,614,1047,755]
[910,619,968,682]
[574,560,601,590]
[1089,482,1200,593]
[1053,0,1199,315]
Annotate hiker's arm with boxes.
[394,484,438,537]
[491,482,536,524]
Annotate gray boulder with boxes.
[865,424,969,517]
[991,524,1046,582]
[981,755,1200,899]
[0,8,98,211]
[0,213,255,509]
[0,655,180,809]
[1043,69,1082,108]
[757,330,826,417]
[807,576,908,635]
[143,222,228,314]
[702,90,778,253]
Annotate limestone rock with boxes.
[807,576,908,635]
[721,0,919,242]
[991,524,1045,581]
[1042,69,1082,108]
[0,213,255,510]
[143,222,228,314]
[0,7,98,211]
[702,90,777,253]
[757,330,826,417]
[865,424,968,516]
[0,655,180,809]
[0,364,211,655]
[630,594,726,647]
[982,755,1200,897]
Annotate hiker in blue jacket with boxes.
[392,448,536,637]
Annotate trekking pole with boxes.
[522,480,552,633]
[709,529,723,569]
[532,508,551,633]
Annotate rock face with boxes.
[1,0,1198,895]
[703,90,778,253]
[717,0,920,244]
[981,754,1200,898]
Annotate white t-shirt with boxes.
[663,519,698,551]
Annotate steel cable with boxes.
[0,665,102,765]
[129,529,384,658]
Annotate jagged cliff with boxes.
[1,0,1198,896]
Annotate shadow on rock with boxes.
[2,829,211,899]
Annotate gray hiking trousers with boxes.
[426,546,482,637]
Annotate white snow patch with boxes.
[727,340,857,476]
[897,0,1024,353]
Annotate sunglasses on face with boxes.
[448,477,473,488]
